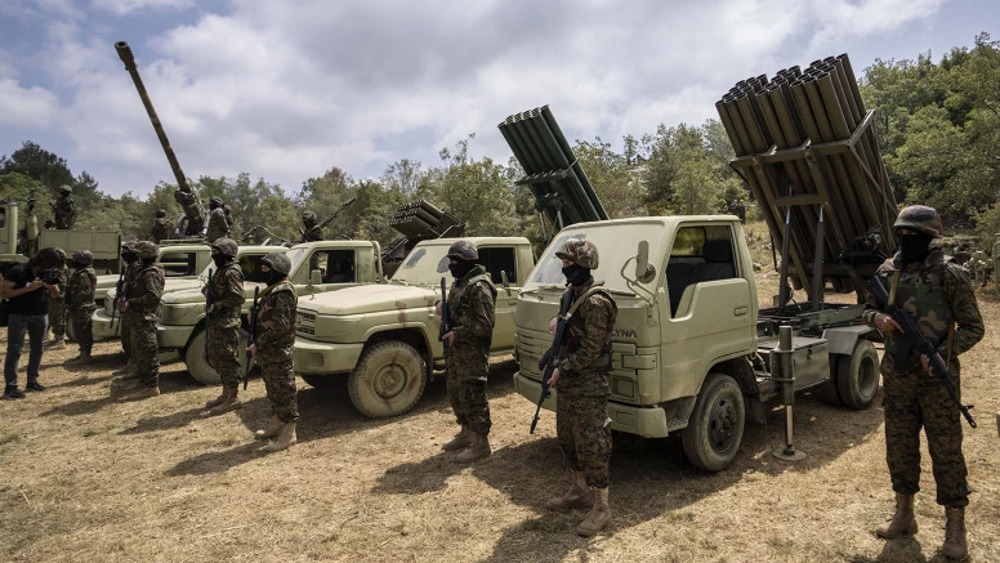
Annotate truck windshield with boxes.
[285,248,307,274]
[526,224,667,294]
[390,244,451,286]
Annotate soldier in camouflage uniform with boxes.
[111,241,165,401]
[43,249,68,350]
[863,205,984,560]
[299,211,324,243]
[51,185,77,229]
[206,197,231,243]
[65,250,97,365]
[202,238,246,416]
[112,242,141,378]
[248,253,299,452]
[438,240,497,463]
[150,209,173,243]
[545,239,617,538]
[174,187,205,236]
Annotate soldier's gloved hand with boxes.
[548,317,558,336]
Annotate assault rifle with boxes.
[244,286,259,390]
[439,277,451,369]
[868,276,977,428]
[205,268,214,364]
[530,288,574,434]
[299,197,357,242]
[110,262,133,333]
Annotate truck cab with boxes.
[92,242,211,308]
[294,236,535,418]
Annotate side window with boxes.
[478,247,517,285]
[161,251,197,277]
[239,254,266,283]
[322,250,355,283]
[667,226,737,316]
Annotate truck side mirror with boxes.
[309,270,322,285]
[500,270,512,296]
[635,240,656,283]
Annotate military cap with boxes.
[894,205,943,238]
[556,239,599,269]
[446,240,478,261]
[133,241,159,259]
[58,185,72,194]
[72,250,94,266]
[261,252,292,275]
[210,237,239,257]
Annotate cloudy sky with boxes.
[0,0,994,198]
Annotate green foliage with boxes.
[573,137,644,219]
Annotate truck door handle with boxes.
[734,306,748,317]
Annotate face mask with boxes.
[898,232,932,265]
[562,264,590,286]
[122,251,138,263]
[212,254,231,268]
[449,261,476,279]
[263,270,285,286]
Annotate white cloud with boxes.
[0,79,59,128]
[90,0,194,17]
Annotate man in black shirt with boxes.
[1,248,64,399]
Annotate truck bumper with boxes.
[513,371,669,438]
[157,323,193,350]
[91,309,120,341]
[293,337,364,375]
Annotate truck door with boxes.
[660,224,754,399]
[478,246,519,352]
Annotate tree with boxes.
[573,137,644,219]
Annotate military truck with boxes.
[293,236,535,418]
[158,239,384,384]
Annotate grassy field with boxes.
[1,268,998,562]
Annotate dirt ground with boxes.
[1,279,998,562]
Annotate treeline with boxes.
[2,32,997,250]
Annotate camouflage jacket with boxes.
[48,265,68,302]
[67,266,97,311]
[301,224,324,243]
[863,247,984,376]
[125,263,165,320]
[446,265,497,354]
[255,281,297,357]
[150,218,173,243]
[53,195,76,229]
[556,279,617,396]
[202,262,245,328]
[206,208,230,242]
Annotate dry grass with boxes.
[1,273,998,562]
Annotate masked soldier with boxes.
[545,239,617,537]
[43,248,68,350]
[202,238,246,416]
[112,242,141,379]
[150,209,173,243]
[65,250,97,365]
[249,253,298,452]
[173,187,205,236]
[863,206,984,559]
[51,185,76,229]
[438,241,497,463]
[299,211,324,243]
[206,197,231,243]
[111,241,165,401]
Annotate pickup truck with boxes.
[514,217,879,471]
[293,237,535,418]
[92,242,212,308]
[157,239,384,384]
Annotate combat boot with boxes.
[876,493,918,539]
[442,425,474,451]
[203,388,228,410]
[118,385,160,402]
[202,387,240,417]
[942,507,968,560]
[254,416,282,440]
[44,335,66,350]
[112,361,136,378]
[65,351,93,366]
[575,487,611,537]
[455,433,491,463]
[545,471,594,511]
[261,422,297,453]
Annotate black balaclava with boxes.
[562,264,591,286]
[449,260,477,279]
[898,231,933,265]
[263,269,285,286]
[212,253,232,268]
[141,256,156,268]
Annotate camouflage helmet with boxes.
[446,240,478,261]
[155,209,166,218]
[58,185,72,194]
[72,250,94,266]
[894,205,943,238]
[133,241,158,259]
[210,196,224,207]
[556,239,599,269]
[261,252,292,275]
[210,237,239,257]
[302,211,317,224]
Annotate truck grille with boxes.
[297,309,316,336]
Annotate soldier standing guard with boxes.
[300,211,324,243]
[249,253,299,452]
[65,250,97,365]
[150,209,173,243]
[545,239,617,537]
[863,205,984,559]
[111,241,165,401]
[439,241,497,463]
[51,185,77,229]
[202,238,246,416]
[174,187,205,236]
[43,249,68,350]
[206,197,231,243]
[112,243,140,379]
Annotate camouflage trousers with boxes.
[48,296,66,338]
[120,315,132,360]
[883,369,970,507]
[69,307,95,354]
[446,374,491,437]
[207,323,241,389]
[127,316,159,387]
[557,390,612,489]
[260,353,297,423]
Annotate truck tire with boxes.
[823,356,843,406]
[184,328,248,386]
[681,373,746,472]
[300,374,337,389]
[348,341,426,419]
[837,339,879,410]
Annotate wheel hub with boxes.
[709,398,737,452]
[373,362,407,399]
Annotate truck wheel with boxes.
[301,374,337,389]
[837,339,879,410]
[184,329,248,386]
[681,373,746,472]
[823,356,843,406]
[348,341,426,419]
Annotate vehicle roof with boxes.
[289,240,380,250]
[413,236,531,247]
[564,215,741,230]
